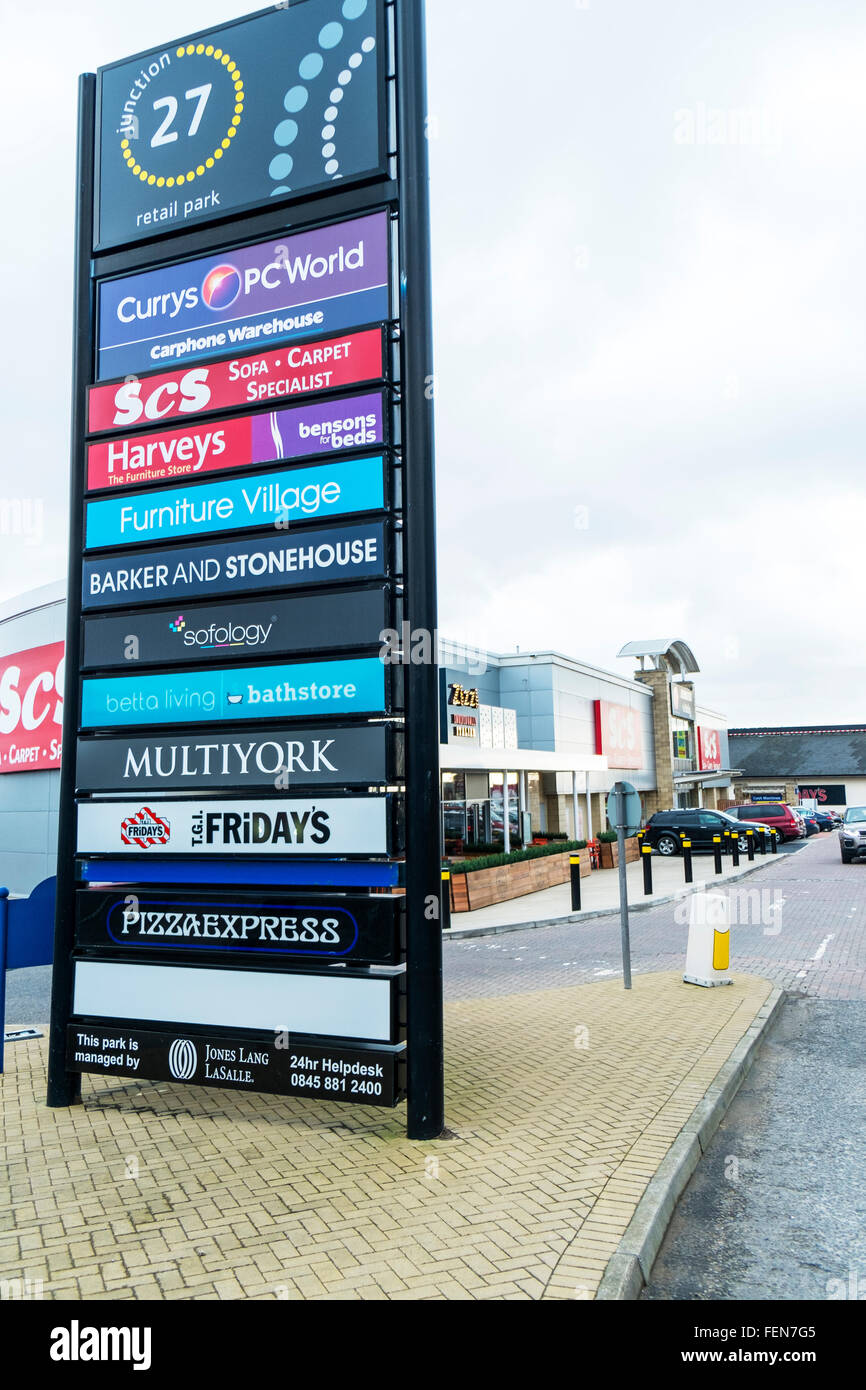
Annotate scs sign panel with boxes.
[95,1,386,251]
[594,699,644,770]
[0,641,65,773]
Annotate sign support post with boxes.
[615,783,633,991]
[397,0,444,1141]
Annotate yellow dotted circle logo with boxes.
[119,46,243,190]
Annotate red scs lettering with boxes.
[0,641,65,772]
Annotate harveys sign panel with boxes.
[75,888,403,964]
[87,328,385,436]
[97,211,389,379]
[0,641,65,773]
[95,1,387,251]
[86,391,386,492]
[75,796,391,856]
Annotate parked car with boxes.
[796,808,821,836]
[810,810,836,832]
[644,808,772,855]
[724,802,805,841]
[839,806,866,863]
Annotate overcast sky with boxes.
[2,0,863,724]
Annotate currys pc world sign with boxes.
[97,211,389,379]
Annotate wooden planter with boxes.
[598,836,640,870]
[450,847,590,913]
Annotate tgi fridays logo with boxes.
[120,806,170,848]
[191,806,331,847]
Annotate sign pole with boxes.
[47,74,94,1107]
[615,781,633,990]
[396,0,444,1140]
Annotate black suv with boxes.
[645,808,773,855]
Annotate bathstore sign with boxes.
[96,210,389,378]
[94,1,387,251]
[0,641,65,773]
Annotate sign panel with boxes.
[95,1,387,251]
[594,699,644,770]
[81,656,386,729]
[697,725,723,772]
[76,723,391,793]
[85,453,385,548]
[0,641,65,774]
[88,327,385,436]
[75,888,403,964]
[76,796,390,856]
[671,683,696,721]
[71,959,400,1041]
[796,784,846,806]
[86,392,386,493]
[67,1024,403,1106]
[82,520,388,610]
[97,211,389,378]
[81,586,388,670]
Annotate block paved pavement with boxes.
[1,971,773,1301]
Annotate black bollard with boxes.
[441,869,451,931]
[731,834,740,867]
[770,829,778,854]
[683,839,694,884]
[746,830,755,862]
[642,844,653,896]
[713,835,723,874]
[570,854,582,912]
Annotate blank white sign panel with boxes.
[73,961,395,1042]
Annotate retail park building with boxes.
[0,582,740,891]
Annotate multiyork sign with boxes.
[97,211,389,378]
[82,520,388,609]
[86,391,386,491]
[87,327,385,435]
[85,455,385,548]
[75,723,392,792]
[75,888,403,964]
[81,586,389,669]
[75,796,390,856]
[0,641,65,773]
[67,1024,403,1105]
[95,1,387,251]
[80,656,386,728]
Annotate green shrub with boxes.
[451,839,587,875]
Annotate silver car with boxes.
[839,806,866,863]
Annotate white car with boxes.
[839,806,866,863]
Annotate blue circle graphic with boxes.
[299,52,323,80]
[269,154,294,181]
[274,119,299,146]
[343,0,368,17]
[319,22,344,49]
[284,86,308,113]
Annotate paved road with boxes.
[443,832,866,1002]
[642,995,866,1301]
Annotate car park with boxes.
[839,806,866,863]
[644,808,773,855]
[724,802,805,841]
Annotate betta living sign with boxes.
[87,327,385,436]
[80,655,385,728]
[66,1025,403,1105]
[75,796,390,856]
[82,520,387,610]
[75,723,391,792]
[75,888,403,964]
[97,210,389,379]
[81,586,388,670]
[86,391,385,492]
[94,1,386,251]
[85,453,385,548]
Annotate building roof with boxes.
[728,727,866,777]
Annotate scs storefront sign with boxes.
[75,888,403,965]
[75,796,390,856]
[85,454,385,549]
[87,328,385,435]
[80,655,386,728]
[82,520,388,610]
[594,699,643,770]
[697,726,723,772]
[0,641,65,773]
[97,211,389,378]
[86,390,385,492]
